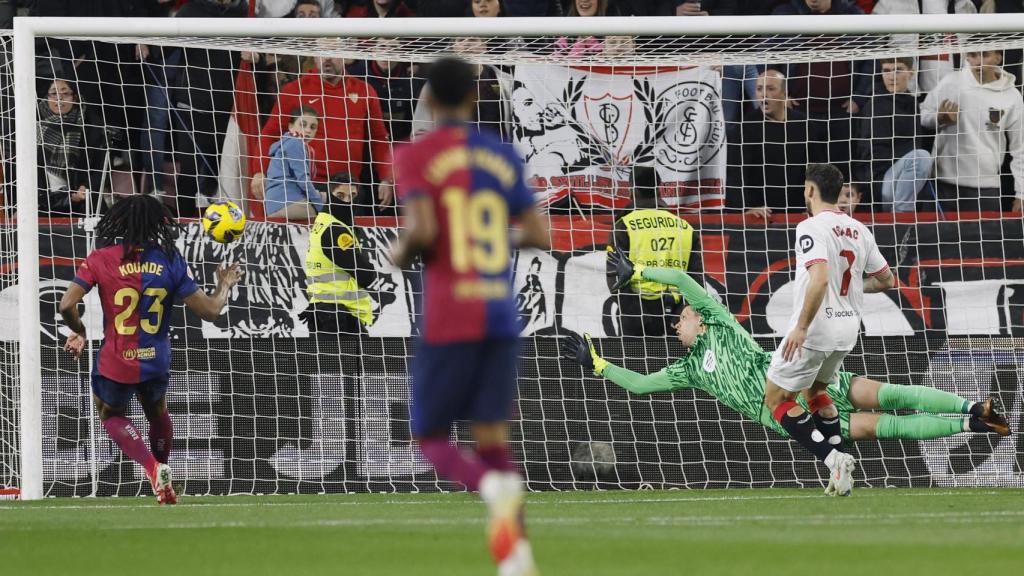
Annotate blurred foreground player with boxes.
[392,56,550,576]
[59,195,243,504]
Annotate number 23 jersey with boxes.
[73,245,199,383]
[395,124,534,344]
[788,209,889,352]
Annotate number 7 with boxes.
[839,249,855,296]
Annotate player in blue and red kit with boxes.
[392,57,549,576]
[59,195,242,504]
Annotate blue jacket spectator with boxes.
[264,106,325,220]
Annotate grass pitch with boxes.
[1,488,1022,575]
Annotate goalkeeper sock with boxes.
[773,401,834,462]
[875,413,967,440]
[877,383,972,414]
[102,416,159,478]
[419,436,487,492]
[808,394,843,450]
[149,410,173,464]
[477,444,514,473]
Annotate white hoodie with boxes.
[921,66,1024,198]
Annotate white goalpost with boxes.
[3,14,1023,500]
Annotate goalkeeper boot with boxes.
[978,396,1011,436]
[481,471,525,566]
[824,450,856,497]
[151,463,177,505]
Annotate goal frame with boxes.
[11,13,1024,500]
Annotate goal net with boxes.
[2,15,1022,499]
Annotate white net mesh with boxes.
[3,17,1023,497]
[0,31,16,497]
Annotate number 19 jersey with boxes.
[395,124,534,344]
[788,209,889,352]
[73,245,199,383]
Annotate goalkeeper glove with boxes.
[607,247,644,292]
[561,333,609,376]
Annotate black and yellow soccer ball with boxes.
[202,201,246,244]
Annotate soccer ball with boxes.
[570,441,617,482]
[202,201,246,243]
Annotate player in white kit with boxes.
[764,164,896,496]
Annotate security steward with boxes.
[300,172,391,336]
[606,166,702,337]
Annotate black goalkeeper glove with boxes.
[607,247,644,292]
[561,332,609,376]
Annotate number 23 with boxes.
[113,287,168,335]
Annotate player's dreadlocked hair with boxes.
[95,195,181,261]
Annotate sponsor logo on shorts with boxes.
[798,235,814,253]
[122,347,156,361]
[702,349,716,372]
[825,307,857,319]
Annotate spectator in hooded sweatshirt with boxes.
[921,50,1024,212]
[854,57,933,212]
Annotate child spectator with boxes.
[264,106,325,220]
[469,0,506,16]
[292,0,322,16]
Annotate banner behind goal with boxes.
[1,16,1022,499]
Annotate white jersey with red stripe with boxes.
[787,209,889,352]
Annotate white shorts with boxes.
[766,347,849,393]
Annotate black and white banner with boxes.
[510,64,726,211]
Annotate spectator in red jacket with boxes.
[252,54,394,206]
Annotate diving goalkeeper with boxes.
[562,252,1010,485]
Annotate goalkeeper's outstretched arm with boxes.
[561,333,683,396]
[603,365,677,395]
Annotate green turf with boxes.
[1,488,1022,575]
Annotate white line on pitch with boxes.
[3,509,1022,531]
[0,489,1010,513]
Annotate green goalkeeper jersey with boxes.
[601,267,785,436]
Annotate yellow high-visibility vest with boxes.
[305,211,374,326]
[620,208,694,299]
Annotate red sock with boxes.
[149,410,173,464]
[418,437,488,491]
[476,444,514,473]
[103,416,158,479]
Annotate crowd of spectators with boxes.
[12,0,1024,222]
